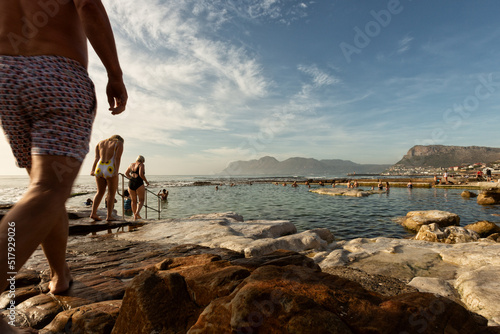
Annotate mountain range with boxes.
[220,156,390,176]
[220,145,500,176]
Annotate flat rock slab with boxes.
[115,212,332,257]
[316,237,500,326]
[455,266,500,325]
[310,188,384,197]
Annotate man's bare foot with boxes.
[106,215,119,221]
[90,215,102,221]
[133,214,142,220]
[48,264,73,295]
[0,318,38,333]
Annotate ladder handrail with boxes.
[118,173,161,220]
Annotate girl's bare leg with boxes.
[106,175,119,220]
[90,177,107,220]
[135,185,145,219]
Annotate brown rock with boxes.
[12,294,63,329]
[309,227,335,243]
[55,274,125,306]
[401,210,460,232]
[155,253,222,271]
[164,243,243,261]
[0,285,42,309]
[414,224,479,244]
[188,264,491,333]
[414,223,446,242]
[230,249,320,271]
[111,270,198,334]
[12,269,44,287]
[465,221,500,238]
[477,194,498,205]
[487,233,500,242]
[0,269,46,309]
[42,300,121,334]
[170,262,250,307]
[477,189,500,205]
[461,190,478,198]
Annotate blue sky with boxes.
[2,0,500,175]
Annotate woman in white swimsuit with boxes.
[90,135,124,221]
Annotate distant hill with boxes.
[395,145,500,168]
[220,156,391,176]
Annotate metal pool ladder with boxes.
[117,173,161,220]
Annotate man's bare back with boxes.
[0,1,126,332]
[0,0,88,67]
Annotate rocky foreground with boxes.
[2,211,500,333]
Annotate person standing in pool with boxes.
[125,155,150,220]
[0,0,126,332]
[158,189,169,201]
[90,135,124,221]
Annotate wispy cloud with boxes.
[224,0,310,24]
[93,0,273,147]
[397,35,413,54]
[297,64,340,87]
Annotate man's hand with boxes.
[107,77,127,115]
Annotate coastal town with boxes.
[385,161,500,177]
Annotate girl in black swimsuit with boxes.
[128,164,144,190]
[125,155,149,220]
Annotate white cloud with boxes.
[203,146,247,158]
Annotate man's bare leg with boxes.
[0,155,81,331]
[41,210,72,294]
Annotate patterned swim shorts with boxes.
[0,55,96,168]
